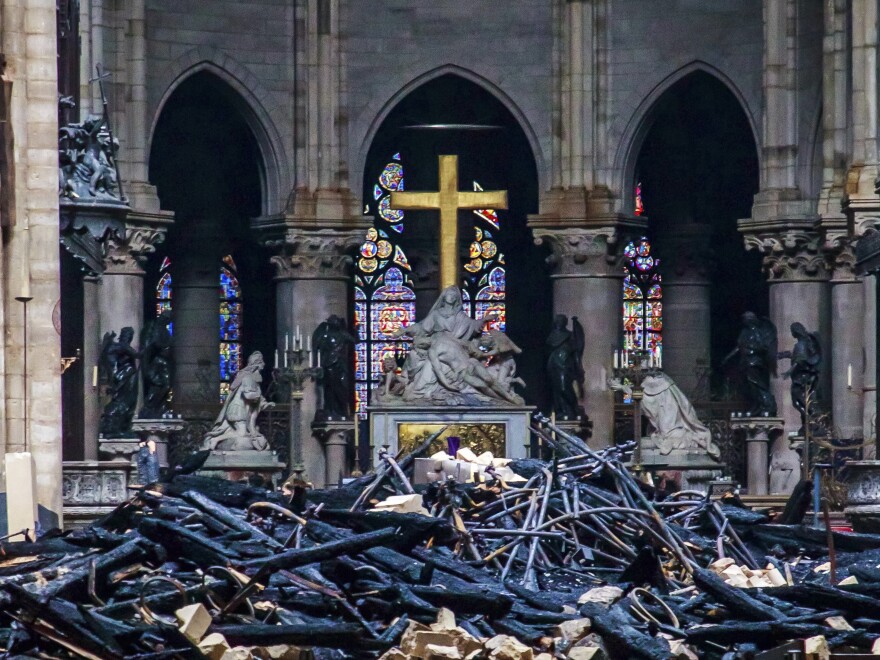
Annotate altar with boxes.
[369,405,534,461]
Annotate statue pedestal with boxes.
[62,459,132,529]
[635,444,723,493]
[369,405,535,463]
[730,416,784,496]
[843,460,880,533]
[312,419,354,488]
[200,451,286,488]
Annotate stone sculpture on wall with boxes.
[723,312,778,416]
[99,327,140,437]
[139,310,173,419]
[608,372,721,460]
[313,315,357,419]
[203,351,274,451]
[545,314,585,419]
[376,286,525,407]
[58,114,122,202]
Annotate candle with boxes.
[307,335,312,352]
[848,363,853,388]
[613,351,619,369]
[285,333,290,351]
[92,365,98,387]
[284,350,288,368]
[275,349,279,369]
[309,349,313,368]
[317,350,321,368]
[296,325,301,343]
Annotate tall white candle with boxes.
[285,333,290,351]
[848,363,853,388]
[92,365,98,387]
[275,349,279,369]
[613,351,619,369]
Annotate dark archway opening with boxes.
[148,71,274,414]
[362,73,550,409]
[635,71,762,399]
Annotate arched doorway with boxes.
[356,73,550,413]
[148,71,275,418]
[630,71,762,401]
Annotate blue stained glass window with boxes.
[219,258,242,402]
[462,182,506,332]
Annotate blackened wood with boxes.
[138,518,236,567]
[579,602,672,660]
[181,490,282,549]
[410,585,512,617]
[685,620,826,646]
[691,568,786,621]
[768,583,880,619]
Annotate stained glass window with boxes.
[355,155,416,418]
[219,255,242,402]
[634,181,645,216]
[622,237,662,358]
[462,182,506,332]
[156,257,172,327]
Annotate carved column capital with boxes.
[533,227,627,278]
[266,228,362,281]
[102,224,166,275]
[742,229,830,282]
[823,231,859,282]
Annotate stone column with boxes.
[742,228,831,432]
[266,228,361,486]
[82,276,101,459]
[533,224,637,446]
[2,0,64,527]
[845,0,880,445]
[826,240,865,441]
[171,223,221,415]
[654,226,712,398]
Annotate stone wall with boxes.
[1,0,63,527]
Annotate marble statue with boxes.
[723,312,778,416]
[778,322,822,423]
[545,314,585,418]
[313,315,357,418]
[375,286,524,406]
[608,372,721,460]
[139,311,173,419]
[99,327,140,437]
[374,355,408,404]
[58,114,121,202]
[203,351,274,451]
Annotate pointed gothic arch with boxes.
[355,65,546,194]
[615,62,761,214]
[150,51,289,215]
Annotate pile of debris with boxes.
[4,422,880,658]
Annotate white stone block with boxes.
[5,453,37,542]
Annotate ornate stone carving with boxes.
[824,234,858,282]
[533,227,627,277]
[266,229,361,280]
[742,230,829,281]
[62,464,129,506]
[103,225,166,274]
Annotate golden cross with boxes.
[390,155,508,290]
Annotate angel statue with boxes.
[139,311,173,419]
[313,315,357,418]
[722,312,778,416]
[546,314,585,419]
[99,327,140,436]
[778,322,822,424]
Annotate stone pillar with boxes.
[742,228,831,434]
[865,276,878,455]
[266,228,360,486]
[533,223,640,446]
[825,241,865,441]
[172,224,221,415]
[654,226,712,398]
[82,276,101,459]
[2,0,64,528]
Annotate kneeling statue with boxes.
[203,351,274,451]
